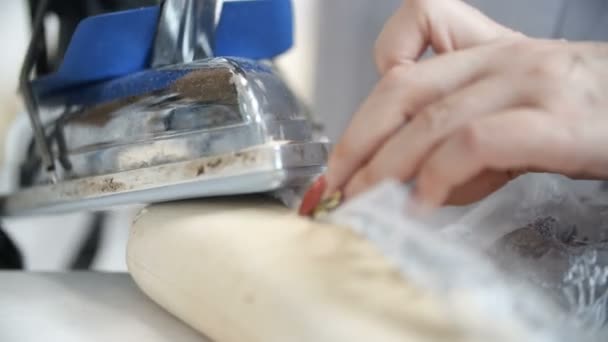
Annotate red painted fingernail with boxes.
[298,175,327,216]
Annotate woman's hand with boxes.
[325,0,608,209]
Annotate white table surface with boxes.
[0,272,210,342]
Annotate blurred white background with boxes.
[0,0,606,271]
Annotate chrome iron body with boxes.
[6,1,327,216]
[152,0,223,66]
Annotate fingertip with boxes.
[324,143,354,196]
[407,185,438,218]
[342,172,367,200]
[298,175,327,216]
[322,166,340,198]
[413,170,449,210]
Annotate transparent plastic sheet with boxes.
[326,174,608,341]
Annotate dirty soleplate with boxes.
[1,142,328,216]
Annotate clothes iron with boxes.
[4,0,328,216]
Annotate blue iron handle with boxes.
[33,0,294,97]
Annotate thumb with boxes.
[375,0,518,74]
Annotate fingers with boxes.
[326,0,523,197]
[342,75,532,199]
[375,0,516,74]
[444,170,516,206]
[326,44,497,195]
[374,1,427,74]
[414,109,579,207]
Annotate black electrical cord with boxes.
[0,228,23,269]
[69,212,105,270]
[10,0,160,270]
[18,128,105,270]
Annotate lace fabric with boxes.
[327,175,608,340]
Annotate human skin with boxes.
[325,0,608,210]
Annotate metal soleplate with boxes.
[1,142,328,216]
